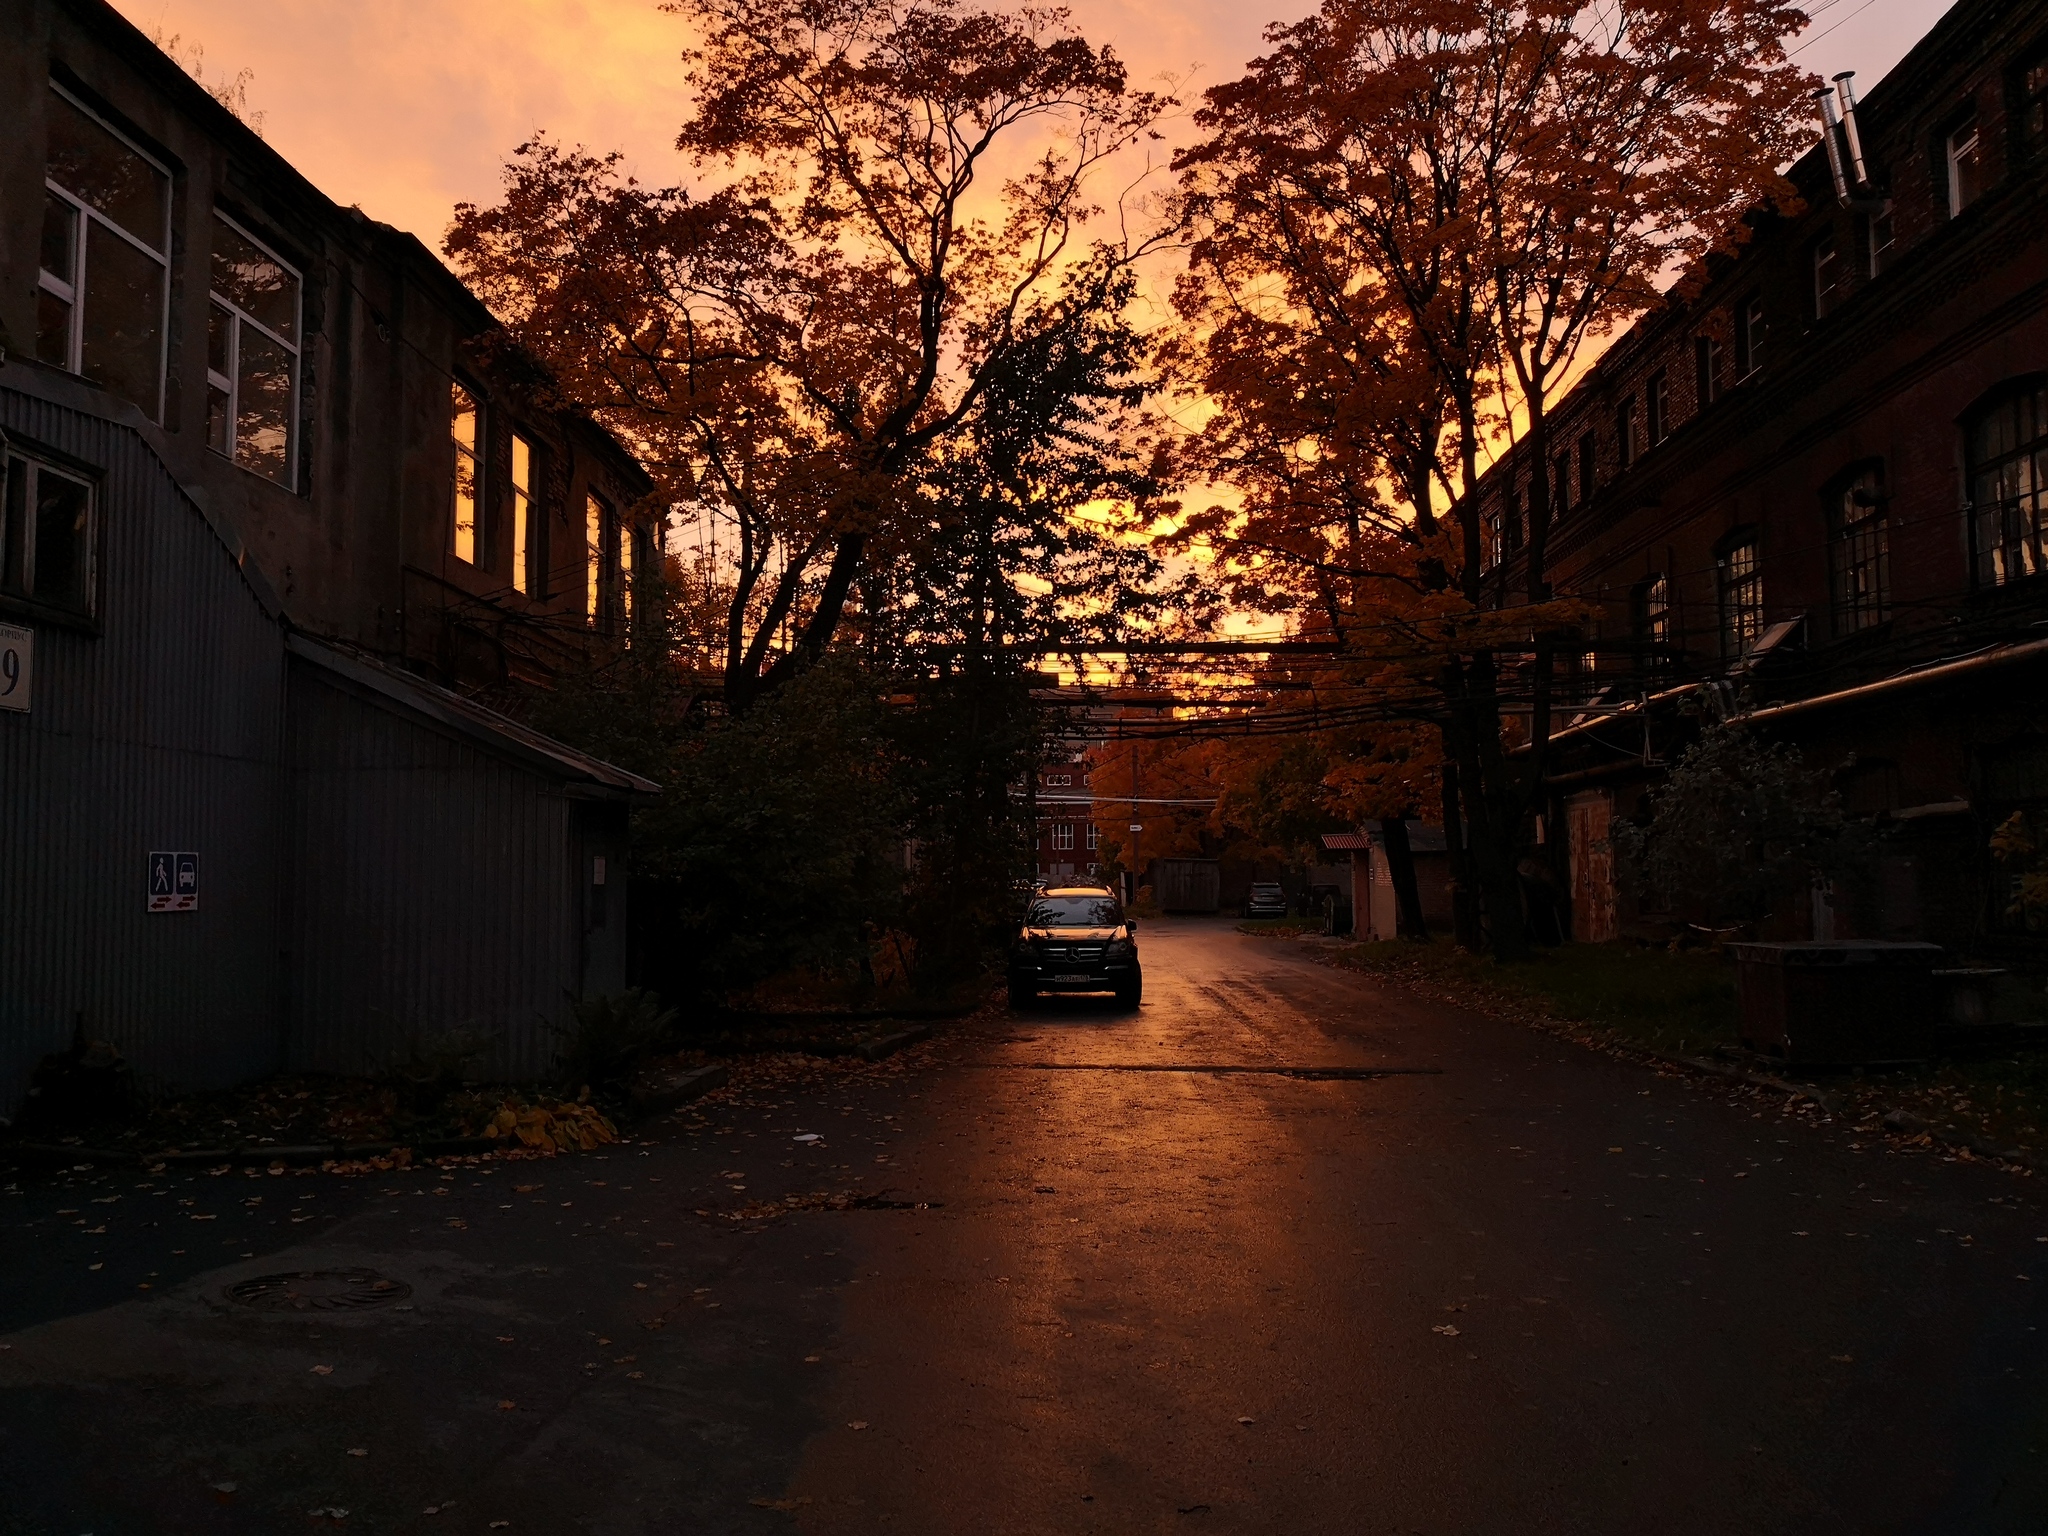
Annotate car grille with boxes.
[1039,944,1106,963]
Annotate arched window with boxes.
[1968,380,2048,587]
[1716,532,1763,660]
[1828,462,1889,634]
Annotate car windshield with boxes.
[1029,895,1122,927]
[1251,884,1284,896]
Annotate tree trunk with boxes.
[1457,652,1530,962]
[1440,756,1481,950]
[1379,816,1428,941]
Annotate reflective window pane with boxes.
[211,216,298,343]
[235,326,294,482]
[206,383,232,456]
[79,220,164,418]
[36,288,72,368]
[207,301,231,379]
[33,469,92,612]
[40,191,75,284]
[451,383,479,564]
[45,90,167,253]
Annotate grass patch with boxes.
[1321,936,1740,1057]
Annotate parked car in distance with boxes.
[1243,882,1290,920]
[1009,885,1141,1010]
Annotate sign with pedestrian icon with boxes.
[147,851,199,912]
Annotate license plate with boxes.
[1051,974,1094,983]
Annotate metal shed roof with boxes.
[287,634,660,798]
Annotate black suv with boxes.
[1008,885,1141,1009]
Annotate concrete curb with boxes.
[627,1062,730,1116]
[856,1026,932,1062]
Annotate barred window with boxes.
[1969,382,2048,587]
[1718,537,1763,659]
[1829,466,1890,635]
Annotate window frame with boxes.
[1813,231,1844,319]
[205,208,303,487]
[1736,295,1765,377]
[450,380,484,566]
[1716,533,1764,661]
[38,82,173,422]
[1966,377,2048,589]
[1946,116,1981,218]
[1,447,102,629]
[1632,572,1670,669]
[1647,372,1670,446]
[1577,430,1597,506]
[1826,461,1891,637]
[1866,201,1896,278]
[1051,822,1076,852]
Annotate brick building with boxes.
[1477,0,2048,952]
[1032,756,1104,884]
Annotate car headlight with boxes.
[1107,939,1134,959]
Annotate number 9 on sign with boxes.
[0,623,30,713]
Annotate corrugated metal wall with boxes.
[284,661,585,1080]
[0,387,287,1111]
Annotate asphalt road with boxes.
[4,918,2048,1534]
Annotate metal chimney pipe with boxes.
[1833,73,1871,189]
[1816,88,1850,204]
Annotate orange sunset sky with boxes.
[115,0,1956,252]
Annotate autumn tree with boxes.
[447,0,1172,715]
[1174,0,1815,957]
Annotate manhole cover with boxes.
[225,1269,412,1312]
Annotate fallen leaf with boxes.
[88,1263,103,1272]
[347,1447,368,1457]
[1830,1354,1854,1363]
[633,1282,649,1290]
[1237,1415,1255,1425]
[310,1365,334,1376]
[848,1420,868,1430]
[1432,1324,1461,1337]
[497,1399,516,1410]
[627,1371,645,1380]
[804,1354,822,1363]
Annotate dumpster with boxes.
[1728,941,1942,1063]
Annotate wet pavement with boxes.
[5,917,2048,1533]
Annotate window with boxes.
[2026,58,2048,148]
[1867,202,1896,277]
[1615,398,1635,468]
[1552,453,1571,517]
[1632,573,1669,666]
[1,454,96,620]
[206,212,301,485]
[1717,536,1763,659]
[1577,431,1596,505]
[1694,335,1724,409]
[37,85,170,419]
[1647,372,1670,445]
[1736,296,1765,376]
[1086,823,1101,851]
[1814,233,1844,318]
[1968,381,2048,587]
[1051,823,1076,852]
[450,382,481,564]
[586,492,609,623]
[510,433,536,595]
[1483,497,1502,569]
[1946,118,1981,217]
[621,518,635,631]
[1830,465,1890,635]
